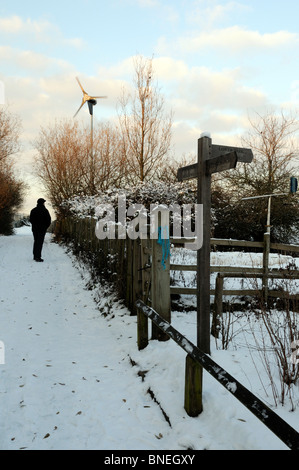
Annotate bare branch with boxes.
[118,55,173,183]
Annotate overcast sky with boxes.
[1,0,299,213]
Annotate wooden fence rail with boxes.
[171,236,299,251]
[136,299,299,451]
[170,267,299,297]
[170,234,299,301]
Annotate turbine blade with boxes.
[91,96,107,99]
[76,76,87,94]
[73,101,85,118]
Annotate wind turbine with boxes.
[73,77,107,192]
[73,76,107,118]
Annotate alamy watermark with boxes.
[95,194,203,250]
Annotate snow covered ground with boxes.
[0,226,298,451]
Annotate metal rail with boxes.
[136,299,299,451]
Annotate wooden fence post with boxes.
[151,237,171,341]
[140,238,151,303]
[137,307,148,350]
[184,354,203,416]
[263,231,270,302]
[124,237,130,308]
[211,273,224,338]
[131,239,143,315]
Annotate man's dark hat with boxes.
[37,198,46,204]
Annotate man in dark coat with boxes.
[29,198,51,262]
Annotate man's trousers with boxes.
[32,230,46,260]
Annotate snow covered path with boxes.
[0,228,173,450]
[0,227,298,451]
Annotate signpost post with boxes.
[177,136,253,355]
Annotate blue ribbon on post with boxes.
[157,226,170,270]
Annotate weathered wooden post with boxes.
[263,232,270,302]
[211,273,224,338]
[140,238,151,303]
[131,239,140,315]
[150,205,171,341]
[184,354,203,416]
[137,237,151,350]
[178,135,253,416]
[134,213,151,349]
[197,136,212,355]
[126,237,133,309]
[137,303,149,350]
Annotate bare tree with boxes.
[0,106,21,164]
[213,109,299,242]
[88,122,126,192]
[34,119,126,212]
[0,107,25,234]
[34,120,88,211]
[118,55,173,183]
[225,109,299,199]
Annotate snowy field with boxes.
[0,226,298,451]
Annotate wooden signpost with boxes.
[177,136,253,355]
[177,136,253,416]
